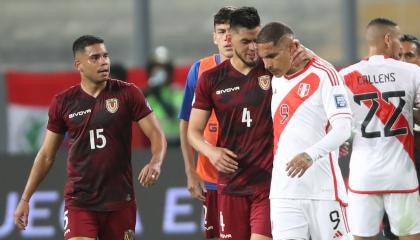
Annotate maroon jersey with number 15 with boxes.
[193,60,273,195]
[47,79,152,211]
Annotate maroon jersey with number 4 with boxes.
[193,60,273,195]
[47,79,152,211]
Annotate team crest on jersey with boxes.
[123,229,134,240]
[258,75,271,90]
[105,98,119,113]
[297,83,311,98]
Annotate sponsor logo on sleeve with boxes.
[334,94,347,108]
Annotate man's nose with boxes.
[225,33,232,43]
[249,42,257,50]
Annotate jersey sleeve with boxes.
[192,71,214,111]
[127,84,153,122]
[178,61,200,120]
[321,68,353,123]
[47,95,67,134]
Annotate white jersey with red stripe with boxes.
[339,55,420,193]
[270,59,352,204]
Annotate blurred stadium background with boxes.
[1,0,419,239]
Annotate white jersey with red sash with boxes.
[271,59,352,204]
[340,55,420,194]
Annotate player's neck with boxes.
[368,46,388,57]
[220,54,228,63]
[80,77,107,98]
[287,58,310,76]
[230,57,253,75]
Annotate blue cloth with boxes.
[205,181,218,191]
[178,54,221,120]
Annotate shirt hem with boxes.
[269,195,347,205]
[348,186,419,194]
[65,199,136,212]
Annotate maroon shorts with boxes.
[63,203,136,240]
[217,188,272,240]
[203,188,219,239]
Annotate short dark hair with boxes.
[214,6,236,27]
[367,17,398,28]
[229,6,260,31]
[400,33,418,42]
[400,34,420,54]
[257,22,294,45]
[72,35,104,57]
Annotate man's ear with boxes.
[293,39,300,49]
[213,31,217,45]
[74,59,82,72]
[384,33,391,48]
[290,38,300,54]
[292,39,300,48]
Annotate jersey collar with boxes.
[363,55,391,61]
[284,58,315,80]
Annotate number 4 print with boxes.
[219,211,225,232]
[203,205,208,225]
[242,108,252,127]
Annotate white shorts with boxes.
[270,198,351,240]
[348,191,420,237]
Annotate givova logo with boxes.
[216,86,240,95]
[69,109,91,119]
[220,233,233,239]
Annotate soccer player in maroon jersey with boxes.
[188,7,273,240]
[13,35,167,240]
[179,6,236,239]
[400,34,420,66]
